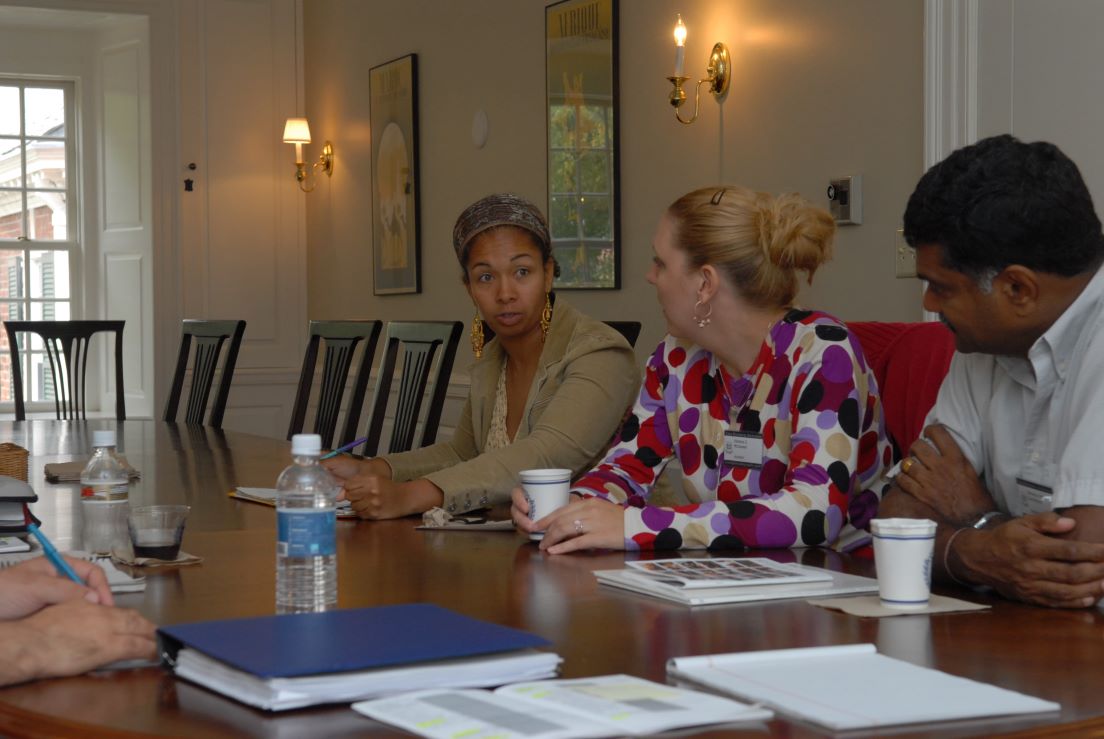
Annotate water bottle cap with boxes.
[92,429,116,448]
[290,434,322,456]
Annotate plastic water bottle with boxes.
[80,429,129,499]
[79,429,130,555]
[275,434,338,613]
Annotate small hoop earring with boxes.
[540,293,553,342]
[693,300,712,328]
[470,308,485,358]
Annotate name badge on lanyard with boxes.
[724,430,763,469]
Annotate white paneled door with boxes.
[177,0,306,436]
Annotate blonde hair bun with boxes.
[758,192,836,276]
[667,186,836,309]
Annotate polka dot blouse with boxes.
[572,309,892,551]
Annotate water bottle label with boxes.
[80,482,129,500]
[276,509,336,557]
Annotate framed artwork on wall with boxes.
[370,53,421,295]
[546,0,620,289]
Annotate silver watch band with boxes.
[972,510,1004,530]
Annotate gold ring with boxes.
[901,457,915,474]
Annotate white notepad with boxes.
[668,644,1060,731]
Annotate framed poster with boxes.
[546,0,620,289]
[370,54,421,295]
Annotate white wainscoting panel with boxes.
[100,43,142,230]
[103,253,144,397]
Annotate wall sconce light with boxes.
[282,117,334,192]
[666,15,730,125]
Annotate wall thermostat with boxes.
[827,175,862,225]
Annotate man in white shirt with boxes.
[880,134,1104,608]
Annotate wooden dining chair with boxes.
[3,320,126,421]
[362,321,463,457]
[163,319,247,428]
[604,321,642,348]
[287,320,383,450]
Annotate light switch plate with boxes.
[827,175,862,225]
[894,228,916,278]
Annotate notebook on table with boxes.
[0,550,146,593]
[229,487,358,519]
[668,644,1060,731]
[0,475,39,535]
[158,603,561,711]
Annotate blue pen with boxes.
[26,521,86,586]
[320,437,370,460]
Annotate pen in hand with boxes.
[320,437,370,461]
[24,511,86,586]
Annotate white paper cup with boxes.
[519,468,571,541]
[871,517,937,610]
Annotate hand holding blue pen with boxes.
[320,437,370,461]
[26,522,86,586]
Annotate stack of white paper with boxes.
[668,644,1060,731]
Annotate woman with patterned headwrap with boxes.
[323,193,639,519]
[511,186,892,553]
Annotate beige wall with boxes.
[303,0,925,361]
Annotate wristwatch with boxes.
[972,511,1005,530]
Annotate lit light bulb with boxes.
[674,15,687,46]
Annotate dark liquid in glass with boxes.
[133,542,181,560]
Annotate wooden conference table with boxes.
[0,419,1102,738]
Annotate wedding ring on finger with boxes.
[901,457,916,474]
[573,518,585,535]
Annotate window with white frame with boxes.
[0,81,76,409]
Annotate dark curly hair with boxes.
[903,134,1104,279]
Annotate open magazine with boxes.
[353,674,772,738]
[595,559,878,606]
[625,557,832,589]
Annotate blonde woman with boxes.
[513,186,892,552]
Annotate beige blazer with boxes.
[383,301,640,513]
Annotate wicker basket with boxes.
[0,443,29,482]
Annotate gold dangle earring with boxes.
[540,293,553,342]
[471,307,485,358]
